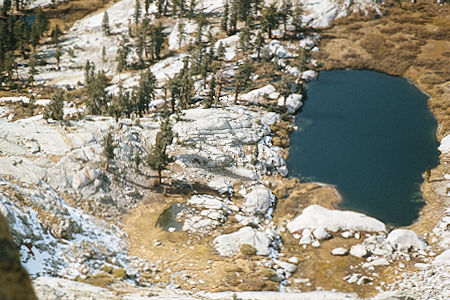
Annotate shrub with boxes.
[240,244,257,256]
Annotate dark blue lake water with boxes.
[287,70,439,226]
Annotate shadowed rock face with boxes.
[0,214,36,300]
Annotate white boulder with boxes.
[213,226,273,256]
[313,227,331,241]
[287,205,386,233]
[433,249,450,265]
[350,244,369,258]
[386,229,427,253]
[278,94,303,114]
[242,186,273,216]
[331,248,348,256]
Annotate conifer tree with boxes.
[296,47,307,73]
[134,0,141,26]
[86,69,110,115]
[147,116,173,184]
[238,26,251,58]
[55,45,61,70]
[261,4,279,39]
[221,1,229,33]
[35,9,49,37]
[102,10,111,35]
[216,42,225,61]
[279,0,292,38]
[145,0,153,14]
[28,54,38,87]
[45,90,64,121]
[292,2,304,34]
[277,74,292,107]
[177,21,185,48]
[51,24,62,45]
[151,23,165,59]
[102,45,107,63]
[2,0,11,16]
[102,131,117,171]
[116,39,129,72]
[254,30,264,59]
[234,60,254,103]
[206,76,215,107]
[188,0,196,19]
[135,69,156,115]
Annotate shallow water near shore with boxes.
[287,70,439,226]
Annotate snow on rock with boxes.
[386,229,427,253]
[0,177,134,279]
[287,205,386,234]
[268,40,294,58]
[213,226,274,256]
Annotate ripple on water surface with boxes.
[287,70,439,227]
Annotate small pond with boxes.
[287,70,439,226]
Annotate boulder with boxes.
[331,248,348,256]
[299,229,314,245]
[278,94,303,114]
[350,244,369,258]
[213,226,273,256]
[433,249,450,265]
[313,227,331,241]
[242,186,273,216]
[261,112,280,127]
[287,205,386,233]
[386,229,427,253]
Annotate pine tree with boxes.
[35,9,49,37]
[297,47,307,73]
[134,0,141,26]
[254,30,264,59]
[116,39,129,72]
[45,90,64,121]
[102,45,107,63]
[234,60,254,103]
[238,26,251,58]
[277,74,292,107]
[177,20,184,48]
[216,42,225,61]
[279,0,292,38]
[55,45,61,70]
[145,0,151,14]
[261,4,279,39]
[188,0,196,19]
[2,0,11,16]
[151,23,165,59]
[221,0,229,33]
[86,69,110,115]
[28,54,38,87]
[292,3,304,34]
[102,11,111,36]
[229,0,237,34]
[51,24,62,45]
[135,69,156,116]
[147,117,173,184]
[102,131,117,171]
[206,76,215,107]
